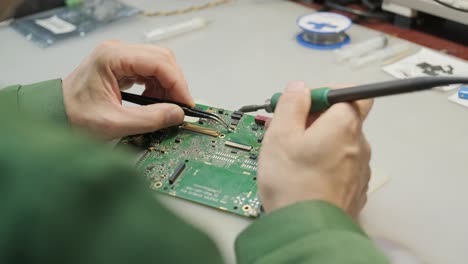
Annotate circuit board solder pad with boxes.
[119,104,265,218]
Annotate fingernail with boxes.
[285,81,306,93]
[166,106,184,126]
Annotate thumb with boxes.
[269,81,310,136]
[117,103,184,136]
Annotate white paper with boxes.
[449,93,468,108]
[35,15,76,34]
[383,48,468,91]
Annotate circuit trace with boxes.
[118,104,267,218]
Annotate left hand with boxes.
[63,41,194,139]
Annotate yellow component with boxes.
[181,122,220,137]
[219,207,228,211]
[148,147,155,151]
[142,0,234,17]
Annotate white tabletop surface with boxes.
[1,1,467,263]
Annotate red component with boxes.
[254,115,270,126]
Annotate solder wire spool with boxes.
[296,12,352,50]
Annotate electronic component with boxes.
[231,111,244,120]
[254,115,269,125]
[231,119,239,126]
[169,162,186,184]
[181,123,220,137]
[257,136,263,143]
[251,126,258,131]
[225,140,252,151]
[249,154,257,160]
[231,114,242,120]
[119,104,264,218]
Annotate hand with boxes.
[63,41,194,139]
[257,81,373,218]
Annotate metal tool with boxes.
[239,76,468,113]
[121,91,230,130]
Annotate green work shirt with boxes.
[0,80,389,263]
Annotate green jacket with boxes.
[0,80,389,264]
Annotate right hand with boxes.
[257,81,373,218]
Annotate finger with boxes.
[269,81,311,135]
[351,99,374,121]
[361,165,371,193]
[129,46,192,106]
[113,103,185,136]
[104,43,194,107]
[264,117,272,130]
[305,102,361,139]
[118,76,148,91]
[328,85,373,121]
[359,193,368,211]
[142,77,166,98]
[305,112,322,128]
[362,135,372,163]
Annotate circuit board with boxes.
[118,104,267,218]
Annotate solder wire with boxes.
[300,31,349,46]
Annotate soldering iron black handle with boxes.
[327,76,468,104]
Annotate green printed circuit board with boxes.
[119,104,266,218]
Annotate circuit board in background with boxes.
[118,104,266,218]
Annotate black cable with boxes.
[432,0,468,13]
[327,76,468,104]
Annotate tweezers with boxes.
[120,91,230,130]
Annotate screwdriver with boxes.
[238,76,468,113]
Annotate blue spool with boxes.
[296,12,352,50]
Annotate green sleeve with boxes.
[0,110,223,264]
[235,201,389,264]
[1,79,68,123]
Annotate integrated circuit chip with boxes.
[119,104,263,218]
[169,162,186,184]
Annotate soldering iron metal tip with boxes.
[238,104,268,113]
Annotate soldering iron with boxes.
[238,76,468,113]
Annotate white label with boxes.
[35,15,76,34]
[298,13,351,33]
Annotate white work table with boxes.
[1,1,467,263]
